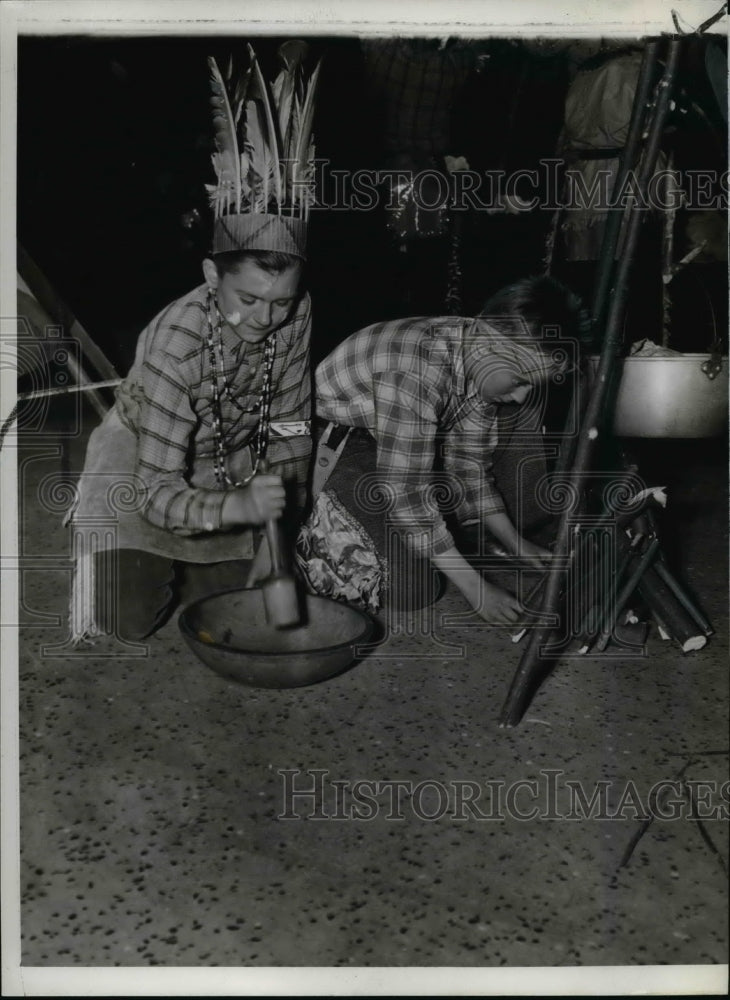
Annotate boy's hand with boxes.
[469,579,523,625]
[432,544,533,626]
[222,474,286,526]
[481,513,551,570]
[515,538,552,569]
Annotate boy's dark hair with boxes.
[479,275,584,342]
[212,249,301,277]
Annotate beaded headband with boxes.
[206,41,321,261]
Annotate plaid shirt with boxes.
[115,284,311,535]
[361,39,480,156]
[315,317,503,557]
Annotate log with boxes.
[653,560,714,636]
[594,537,660,652]
[637,565,708,653]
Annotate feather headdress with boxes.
[206,41,321,259]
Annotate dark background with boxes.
[17,34,727,371]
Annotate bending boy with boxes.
[298,276,581,624]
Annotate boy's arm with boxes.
[372,375,541,621]
[371,371,455,558]
[444,405,550,568]
[134,349,284,535]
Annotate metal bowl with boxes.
[589,354,728,438]
[179,588,374,688]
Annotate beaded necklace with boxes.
[205,287,277,487]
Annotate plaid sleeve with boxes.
[265,293,313,511]
[135,350,228,535]
[372,371,455,558]
[440,402,505,527]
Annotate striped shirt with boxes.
[315,317,503,557]
[115,283,311,535]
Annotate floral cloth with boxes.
[296,490,387,612]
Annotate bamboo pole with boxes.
[1,379,121,450]
[16,288,113,422]
[16,379,121,402]
[696,3,728,34]
[590,41,661,334]
[661,150,676,347]
[499,38,684,728]
[17,242,120,384]
[553,42,659,482]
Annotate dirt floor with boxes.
[10,414,729,977]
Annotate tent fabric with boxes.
[560,51,644,260]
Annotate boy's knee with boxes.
[95,549,176,640]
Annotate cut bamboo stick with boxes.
[594,537,660,652]
[637,565,708,653]
[653,560,714,636]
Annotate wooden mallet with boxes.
[257,459,301,629]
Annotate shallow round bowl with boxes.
[179,588,374,688]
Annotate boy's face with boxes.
[203,258,302,344]
[472,359,536,406]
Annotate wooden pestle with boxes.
[258,460,301,628]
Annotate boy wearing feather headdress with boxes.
[68,43,320,643]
